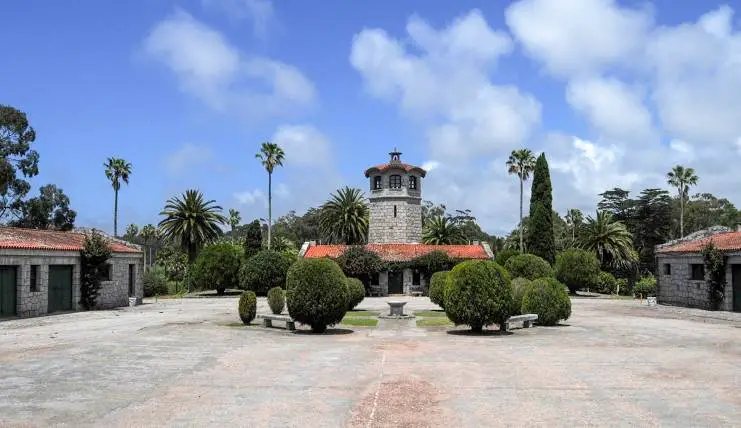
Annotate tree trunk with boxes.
[679,187,684,238]
[113,189,119,237]
[519,177,524,253]
[268,172,272,249]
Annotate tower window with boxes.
[389,175,402,189]
[409,176,417,190]
[393,205,397,217]
[373,176,382,190]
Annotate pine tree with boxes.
[243,220,263,259]
[526,153,556,264]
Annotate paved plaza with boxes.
[2,297,741,427]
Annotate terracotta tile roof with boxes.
[656,231,741,254]
[364,163,427,177]
[0,228,141,253]
[303,243,489,262]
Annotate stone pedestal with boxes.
[387,301,407,316]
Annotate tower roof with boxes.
[364,149,427,177]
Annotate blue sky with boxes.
[2,0,740,235]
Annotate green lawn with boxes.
[413,310,447,318]
[345,310,380,317]
[416,317,453,327]
[341,317,379,327]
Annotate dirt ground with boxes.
[1,297,741,427]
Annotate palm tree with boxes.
[104,157,132,237]
[124,224,139,241]
[140,224,158,269]
[228,209,241,232]
[422,216,465,245]
[564,208,584,244]
[255,142,285,249]
[319,187,369,245]
[579,211,636,268]
[667,165,699,238]
[158,189,227,264]
[506,149,536,252]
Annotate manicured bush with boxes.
[555,249,600,294]
[345,277,366,311]
[504,253,554,280]
[595,271,617,294]
[428,270,449,309]
[286,258,348,333]
[495,249,520,267]
[633,275,657,298]
[240,249,293,295]
[511,277,533,316]
[189,242,243,295]
[444,260,513,332]
[143,266,169,297]
[521,277,571,326]
[267,286,285,314]
[238,291,257,324]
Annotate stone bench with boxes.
[504,314,538,330]
[410,291,423,297]
[257,314,296,331]
[369,288,383,297]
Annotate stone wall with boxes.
[97,254,144,309]
[367,197,422,243]
[369,269,429,296]
[656,254,734,311]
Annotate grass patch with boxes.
[341,317,379,327]
[414,310,448,318]
[345,310,380,317]
[417,317,453,327]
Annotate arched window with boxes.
[408,176,417,190]
[373,176,382,190]
[389,175,402,189]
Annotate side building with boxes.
[0,227,144,318]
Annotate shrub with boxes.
[189,242,242,295]
[504,254,554,280]
[267,286,285,314]
[555,249,600,294]
[511,277,533,316]
[238,291,257,324]
[143,266,169,297]
[79,231,112,310]
[345,277,366,311]
[595,271,618,294]
[286,258,348,333]
[521,277,571,326]
[240,249,293,295]
[429,270,449,309]
[616,278,631,296]
[336,246,383,285]
[633,275,657,298]
[243,220,263,259]
[412,250,455,276]
[444,260,513,332]
[495,249,520,267]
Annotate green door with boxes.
[388,271,403,294]
[48,265,73,313]
[0,266,17,316]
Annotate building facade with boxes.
[655,227,741,312]
[301,150,494,296]
[0,228,144,318]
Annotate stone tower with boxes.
[364,150,427,243]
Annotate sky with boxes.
[1,0,740,236]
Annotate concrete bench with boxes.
[505,314,538,330]
[257,314,296,331]
[369,288,383,297]
[411,291,423,297]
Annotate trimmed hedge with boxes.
[634,275,656,298]
[595,271,617,294]
[238,291,257,324]
[345,277,366,311]
[143,266,169,297]
[444,260,513,332]
[189,242,242,295]
[286,258,348,333]
[429,270,449,309]
[521,277,571,326]
[267,286,285,314]
[504,253,554,280]
[240,249,293,295]
[495,249,520,267]
[511,277,532,316]
[555,249,600,294]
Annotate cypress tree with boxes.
[526,153,555,264]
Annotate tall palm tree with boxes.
[158,189,227,264]
[228,209,241,232]
[667,165,699,238]
[104,157,132,237]
[422,216,465,245]
[255,142,285,249]
[506,149,536,252]
[564,208,584,244]
[319,187,369,245]
[140,224,158,269]
[579,211,636,268]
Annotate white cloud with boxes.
[270,125,331,167]
[234,189,264,205]
[165,143,214,175]
[421,160,440,172]
[144,10,315,117]
[202,0,274,38]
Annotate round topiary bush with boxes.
[444,260,514,332]
[495,249,520,267]
[345,277,366,311]
[504,253,554,280]
[143,265,169,297]
[286,258,348,333]
[189,242,243,295]
[510,277,533,316]
[238,291,257,324]
[521,277,571,326]
[428,270,449,309]
[555,249,600,294]
[595,271,618,294]
[267,286,285,314]
[633,275,656,298]
[240,249,293,295]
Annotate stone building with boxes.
[655,226,741,312]
[0,228,144,318]
[300,150,494,295]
